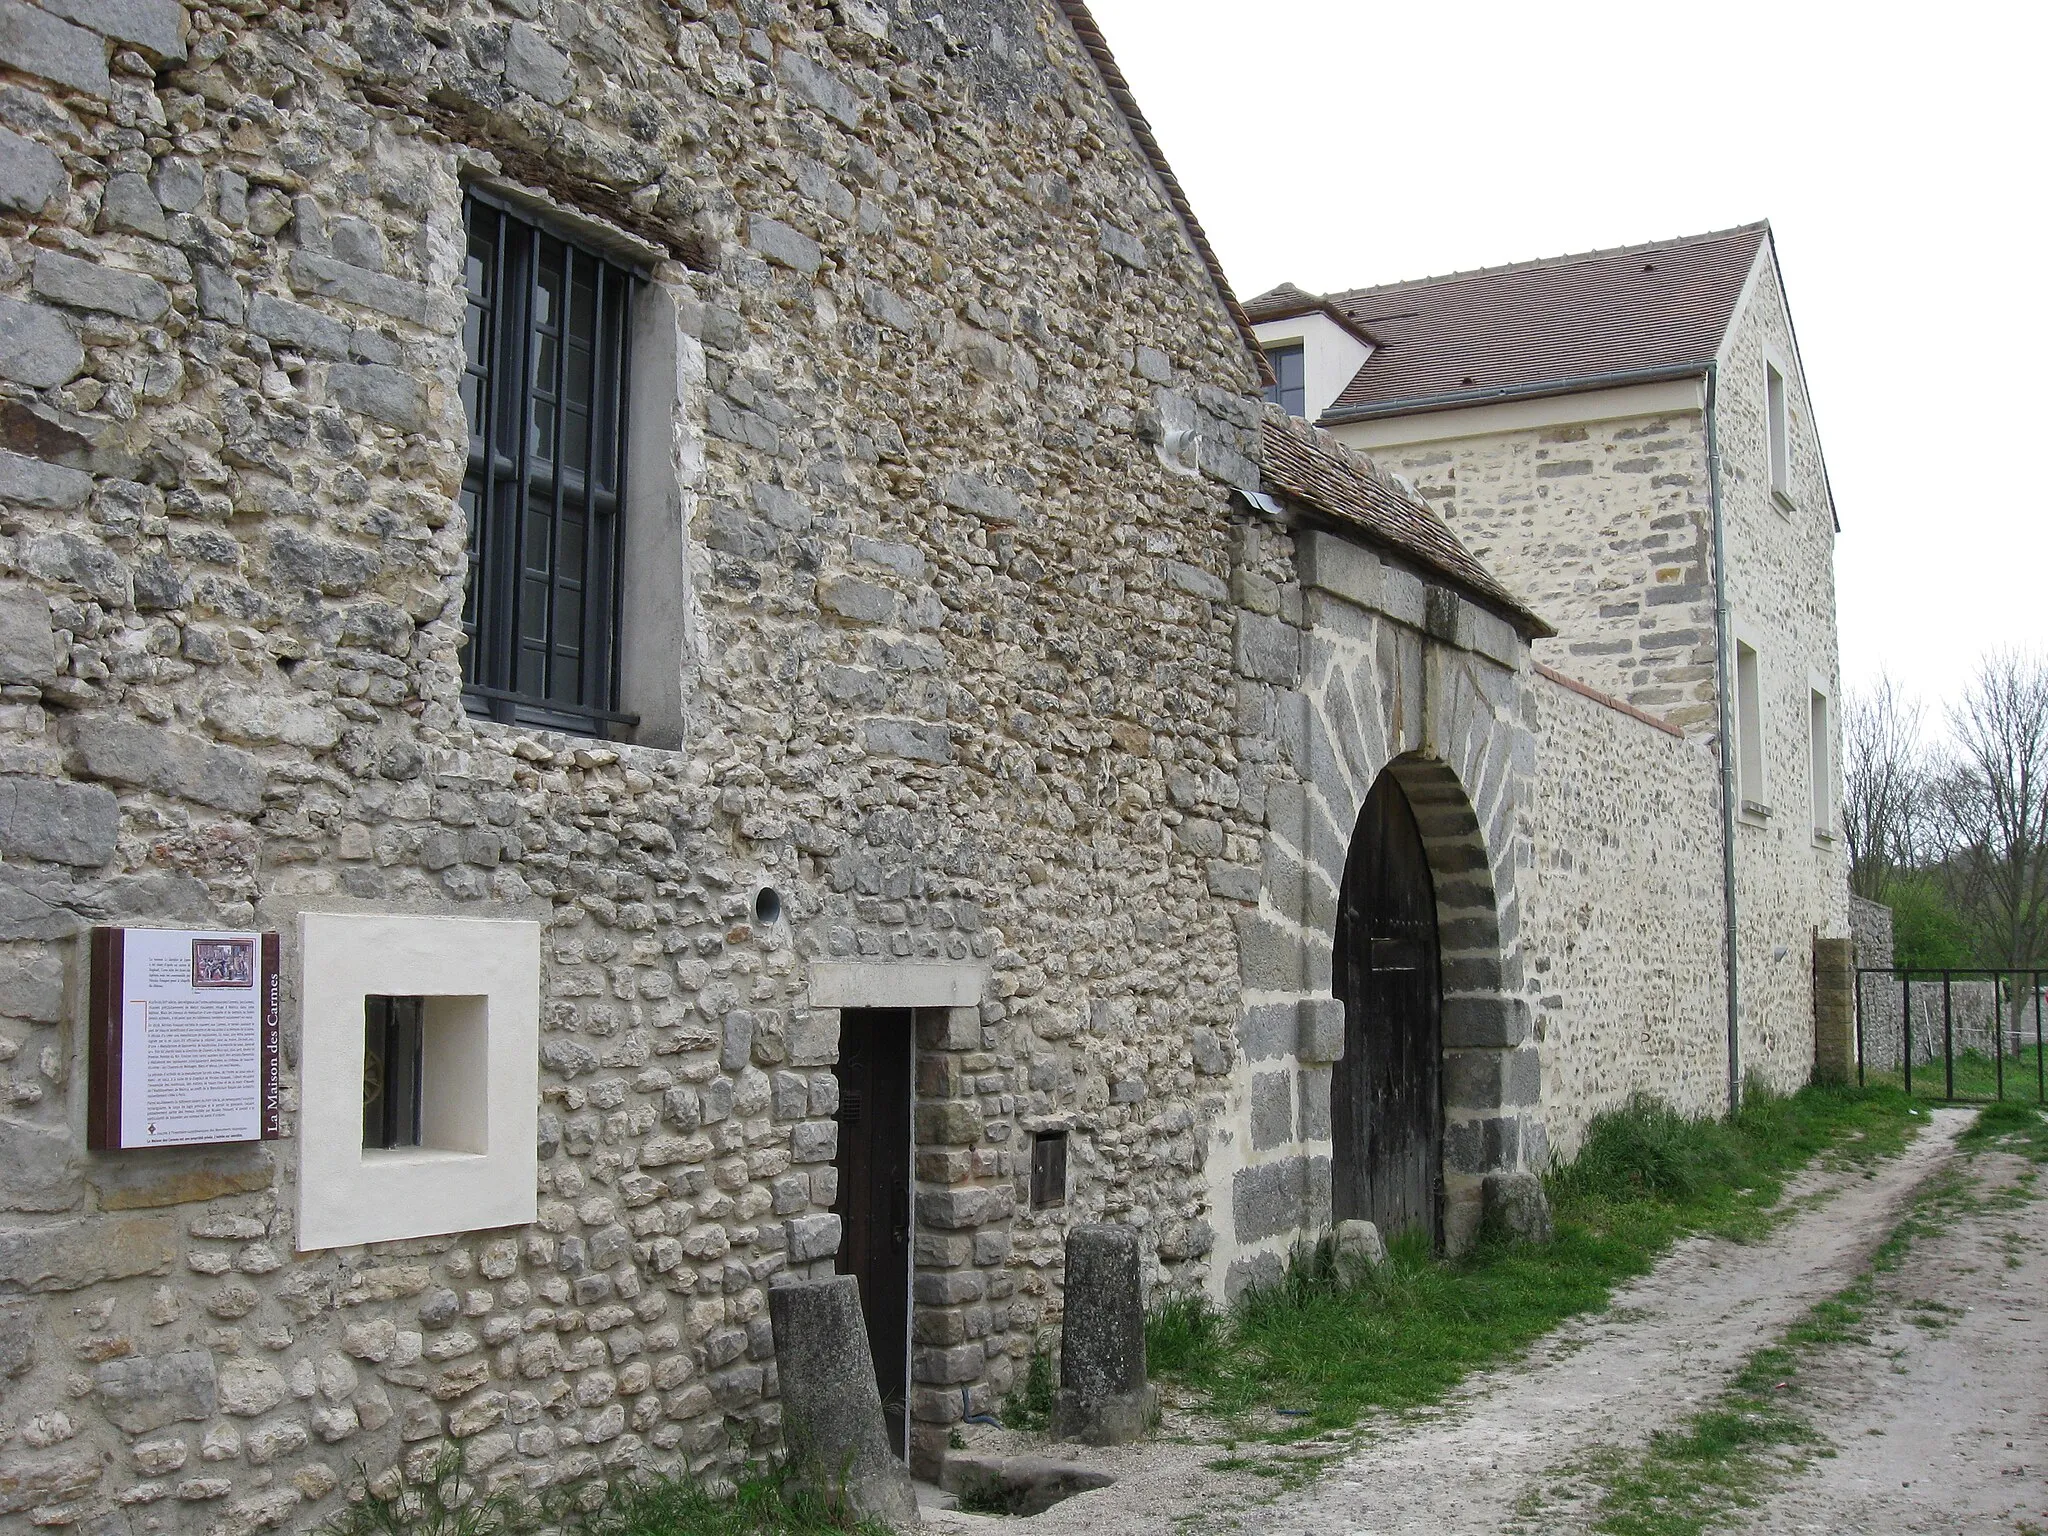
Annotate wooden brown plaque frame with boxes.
[87,926,281,1151]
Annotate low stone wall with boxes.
[1849,895,1894,969]
[1526,671,1730,1159]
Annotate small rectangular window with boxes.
[363,996,424,1150]
[1262,343,1305,417]
[1736,640,1766,814]
[460,191,637,737]
[1766,361,1791,503]
[1030,1129,1067,1209]
[1810,688,1831,836]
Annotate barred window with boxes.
[460,191,636,736]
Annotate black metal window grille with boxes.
[363,996,424,1150]
[1262,343,1305,417]
[460,191,637,736]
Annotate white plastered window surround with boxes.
[458,171,707,751]
[296,912,541,1251]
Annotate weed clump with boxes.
[1961,1098,2048,1161]
[1146,1290,1223,1376]
[1000,1345,1055,1432]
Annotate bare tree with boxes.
[1933,651,2048,979]
[1842,674,1928,901]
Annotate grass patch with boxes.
[1959,1098,2048,1162]
[1147,1082,1917,1437]
[325,1448,890,1536]
[1863,1041,2048,1104]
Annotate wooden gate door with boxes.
[1331,770,1444,1247]
[832,1008,913,1457]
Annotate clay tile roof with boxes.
[1320,223,1770,421]
[1259,410,1551,636]
[1054,2,1272,386]
[1243,282,1320,322]
[1244,281,1385,349]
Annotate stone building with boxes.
[0,0,1839,1525]
[1249,223,1851,1148]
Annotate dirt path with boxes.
[1747,1147,2048,1535]
[931,1109,1975,1535]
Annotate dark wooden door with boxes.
[832,1008,913,1457]
[1331,770,1444,1247]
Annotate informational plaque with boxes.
[87,926,281,1150]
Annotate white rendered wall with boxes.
[1251,310,1372,424]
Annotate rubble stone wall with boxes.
[0,0,1271,1522]
[1525,672,1728,1158]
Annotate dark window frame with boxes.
[460,188,639,738]
[363,995,424,1150]
[1262,342,1306,417]
[1030,1128,1068,1209]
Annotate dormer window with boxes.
[1262,343,1305,417]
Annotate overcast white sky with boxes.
[1085,0,2046,720]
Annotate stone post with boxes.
[768,1276,920,1529]
[1050,1224,1155,1445]
[1813,936,1856,1084]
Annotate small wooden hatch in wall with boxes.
[1030,1128,1068,1209]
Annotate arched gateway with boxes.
[1331,768,1443,1246]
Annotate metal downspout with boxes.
[1707,362,1743,1112]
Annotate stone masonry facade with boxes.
[1215,515,1542,1281]
[1525,672,1727,1155]
[1354,244,1848,1135]
[0,0,1287,1522]
[0,0,1842,1527]
[1368,413,1719,737]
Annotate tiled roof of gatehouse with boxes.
[1258,410,1551,637]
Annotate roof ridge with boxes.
[1326,221,1770,308]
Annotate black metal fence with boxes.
[1854,967,2048,1103]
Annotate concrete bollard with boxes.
[768,1276,920,1529]
[1050,1224,1157,1445]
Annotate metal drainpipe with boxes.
[1706,362,1743,1113]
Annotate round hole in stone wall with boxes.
[753,886,782,926]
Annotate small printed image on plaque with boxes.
[191,937,256,989]
[88,926,281,1150]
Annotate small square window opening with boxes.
[1262,343,1305,417]
[1030,1129,1068,1209]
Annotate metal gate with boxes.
[1854,967,2048,1103]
